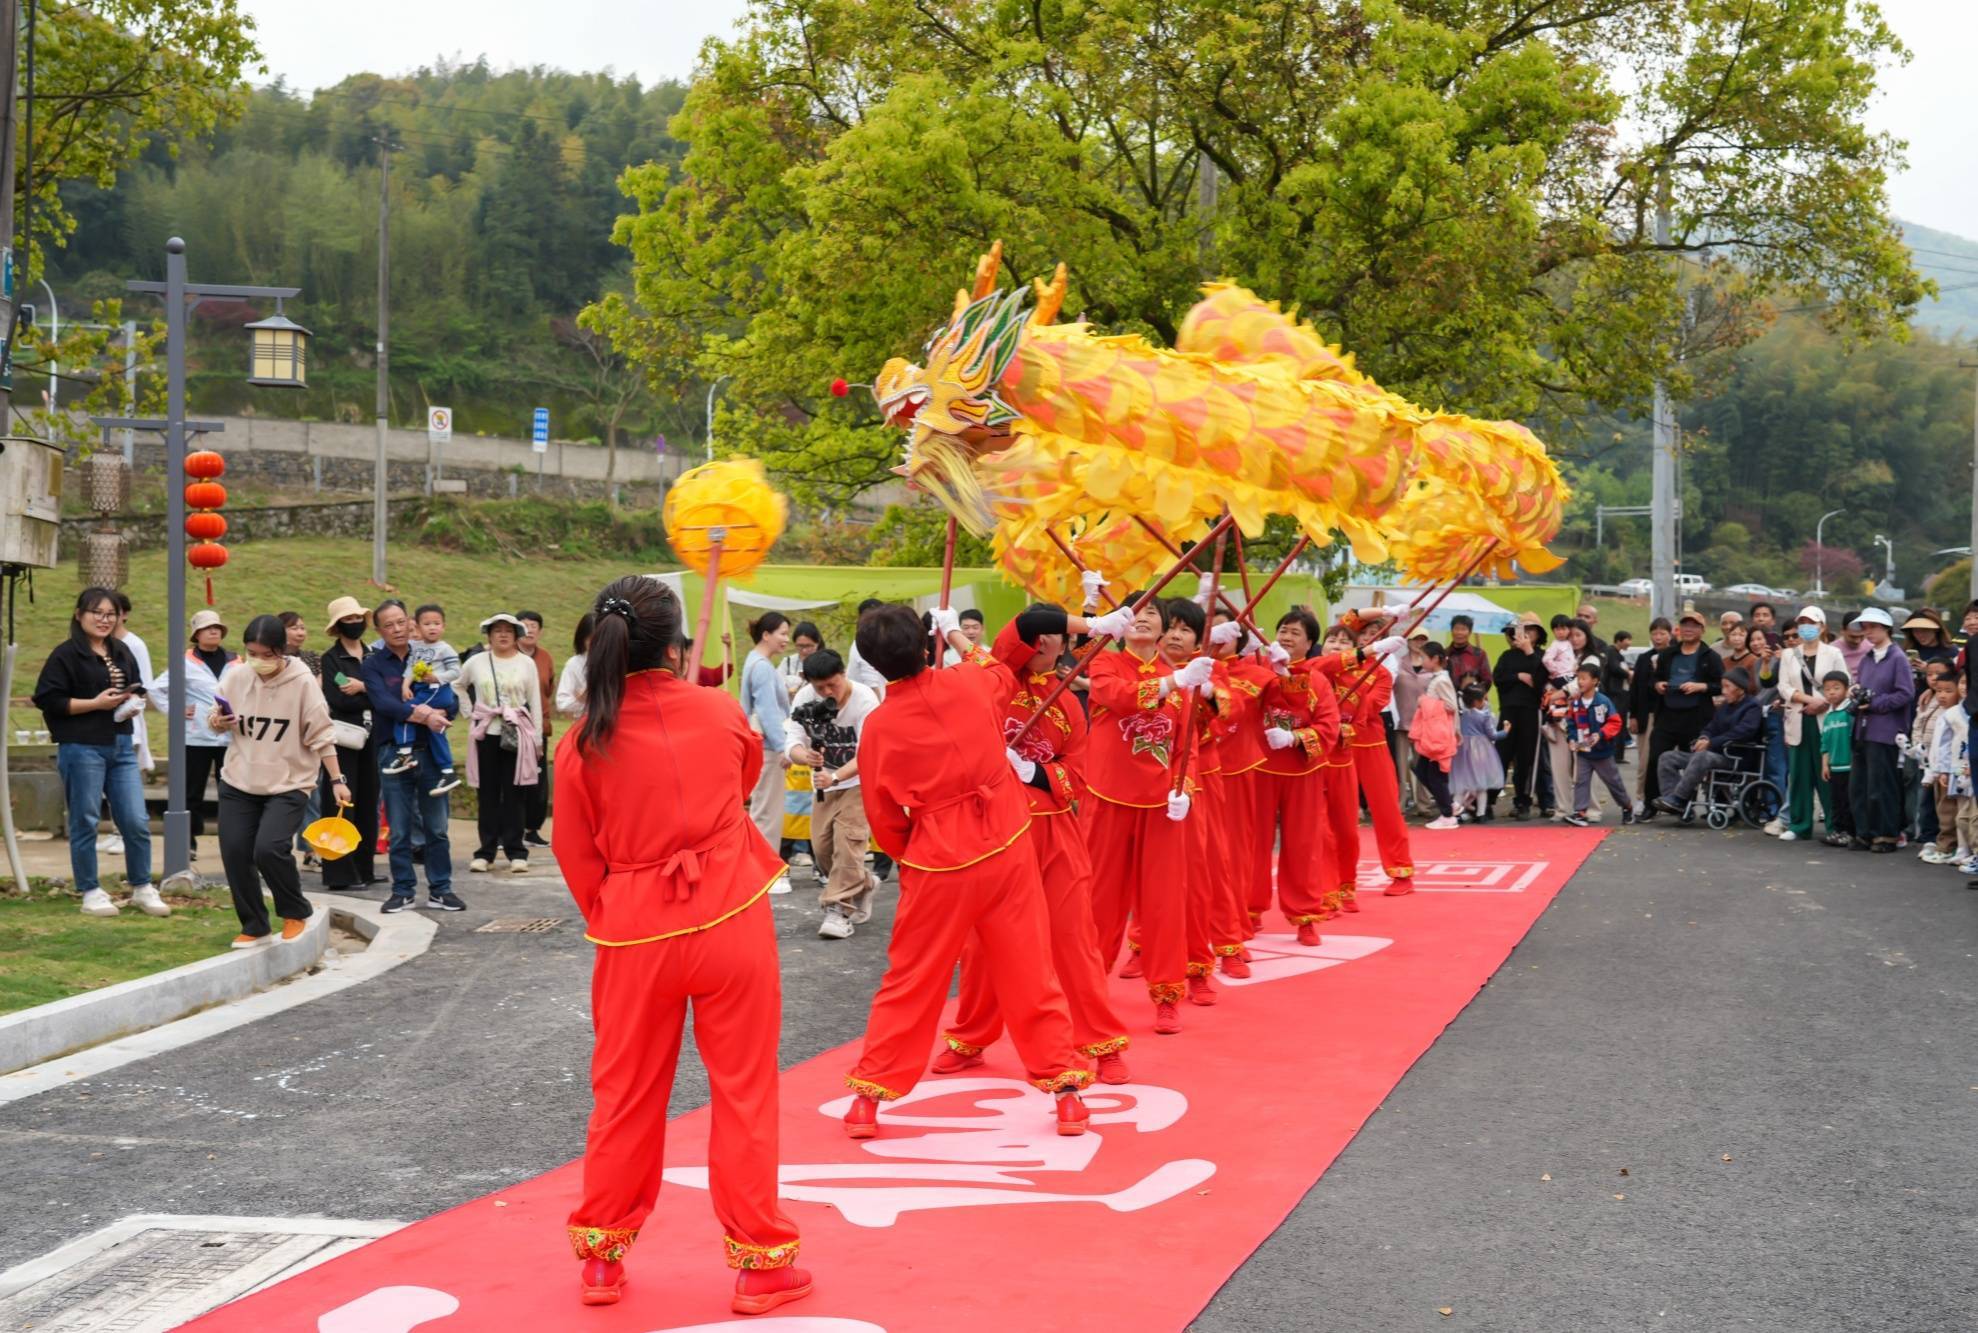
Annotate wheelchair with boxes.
[1673,741,1781,831]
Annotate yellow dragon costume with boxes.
[875,244,1566,600]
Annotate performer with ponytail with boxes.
[1333,617,1415,903]
[1254,609,1343,946]
[934,601,1139,1084]
[552,577,809,1315]
[843,604,1095,1137]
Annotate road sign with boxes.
[427,406,452,444]
[531,406,549,454]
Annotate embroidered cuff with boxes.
[845,1075,902,1101]
[725,1236,801,1270]
[568,1225,637,1263]
[1034,1068,1096,1093]
[1149,981,1186,1004]
[1081,1035,1131,1057]
[943,1037,985,1058]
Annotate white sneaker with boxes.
[509,858,529,874]
[79,888,120,917]
[102,834,125,855]
[469,857,490,873]
[1426,816,1461,831]
[768,874,793,895]
[1919,848,1953,865]
[429,775,462,796]
[1776,830,1798,842]
[128,884,172,917]
[1762,818,1785,836]
[1582,807,1603,823]
[817,908,855,940]
[789,852,814,868]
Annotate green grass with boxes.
[0,882,242,1015]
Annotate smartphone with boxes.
[214,695,233,716]
[333,672,351,687]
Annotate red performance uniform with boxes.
[1208,657,1273,954]
[553,670,799,1274]
[848,647,1090,1100]
[1177,665,1231,979]
[1083,644,1198,1005]
[943,618,1131,1061]
[1338,655,1412,898]
[1255,653,1344,927]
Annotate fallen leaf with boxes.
[493,1201,508,1208]
[1438,1308,1454,1317]
[1613,1193,1626,1201]
[1540,1173,1552,1182]
[1721,1154,1733,1163]
[1619,1168,1630,1177]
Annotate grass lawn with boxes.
[0,882,242,1015]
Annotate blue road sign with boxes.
[531,407,550,453]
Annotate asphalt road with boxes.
[3,822,1976,1331]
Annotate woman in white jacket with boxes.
[1775,606,1849,842]
[148,608,234,861]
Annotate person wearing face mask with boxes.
[1771,608,1848,842]
[145,608,236,862]
[319,597,380,890]
[210,615,349,947]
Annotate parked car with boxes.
[1674,573,1711,596]
[1617,578,1653,599]
[1723,582,1774,598]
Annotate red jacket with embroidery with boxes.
[858,648,1032,872]
[551,670,785,947]
[1259,653,1346,776]
[1216,657,1275,775]
[1086,646,1190,807]
[1334,656,1394,748]
[991,620,1084,816]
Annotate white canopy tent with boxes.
[1340,588,1521,637]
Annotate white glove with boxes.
[1166,790,1192,822]
[1086,606,1135,640]
[1265,642,1292,675]
[113,697,145,722]
[1242,629,1267,655]
[1080,569,1106,611]
[1265,726,1296,750]
[1172,656,1214,691]
[1369,634,1408,659]
[1198,674,1217,698]
[1209,620,1243,648]
[1005,746,1037,783]
[930,605,961,638]
[1193,573,1217,607]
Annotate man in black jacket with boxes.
[1628,619,1672,807]
[1643,609,1723,814]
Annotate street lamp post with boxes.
[704,374,733,462]
[124,237,304,883]
[1813,508,1844,597]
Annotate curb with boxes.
[0,893,438,1106]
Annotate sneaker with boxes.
[1427,815,1461,830]
[429,775,462,796]
[1187,974,1219,1007]
[580,1258,627,1308]
[731,1266,813,1317]
[380,752,416,776]
[102,834,125,855]
[789,851,814,868]
[1219,951,1251,979]
[229,932,270,949]
[508,858,529,874]
[381,895,416,914]
[768,874,793,895]
[428,892,468,912]
[1295,920,1320,947]
[931,1047,984,1075]
[280,917,308,941]
[1621,808,1637,826]
[818,908,855,940]
[1582,806,1603,823]
[1822,832,1850,847]
[1777,829,1799,842]
[1056,1091,1091,1136]
[1153,1000,1182,1035]
[128,884,171,918]
[849,872,881,924]
[1382,880,1415,897]
[1096,1050,1131,1085]
[1564,812,1591,827]
[469,857,490,873]
[1763,818,1786,836]
[844,1094,879,1138]
[1920,848,1954,865]
[79,888,119,917]
[1119,951,1144,979]
[524,830,550,848]
[1653,797,1685,817]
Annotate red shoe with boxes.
[843,1094,879,1139]
[1154,1000,1182,1035]
[1341,893,1361,913]
[1382,880,1415,897]
[1187,974,1219,1007]
[1056,1092,1091,1136]
[732,1266,814,1316]
[579,1258,626,1306]
[1095,1050,1131,1085]
[1219,951,1251,979]
[931,1047,984,1075]
[1295,920,1321,947]
[1120,952,1144,979]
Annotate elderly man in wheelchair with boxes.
[1652,667,1773,827]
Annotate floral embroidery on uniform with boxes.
[1148,981,1186,1004]
[567,1225,637,1263]
[944,1036,985,1057]
[845,1075,901,1101]
[725,1236,801,1270]
[1119,711,1174,767]
[1035,1068,1096,1093]
[1081,1035,1131,1057]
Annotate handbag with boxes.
[492,663,520,752]
[331,718,371,750]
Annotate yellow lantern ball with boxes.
[662,458,788,580]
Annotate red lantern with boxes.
[184,450,227,479]
[185,481,227,510]
[185,512,228,541]
[187,541,229,569]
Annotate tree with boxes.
[596,0,1926,505]
[516,316,654,499]
[1797,540,1863,590]
[12,301,165,453]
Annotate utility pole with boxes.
[1963,360,1978,602]
[121,319,137,463]
[0,0,22,414]
[1650,167,1678,624]
[372,135,394,587]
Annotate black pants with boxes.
[319,743,379,887]
[474,734,528,861]
[217,783,312,938]
[1645,708,1708,805]
[1828,769,1854,837]
[1852,740,1902,843]
[1413,755,1453,817]
[524,749,549,834]
[1500,705,1541,810]
[183,743,227,844]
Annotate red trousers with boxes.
[567,898,799,1271]
[1254,769,1331,925]
[1087,796,1194,1004]
[947,811,1130,1057]
[1322,759,1360,913]
[1189,771,1248,959]
[1352,737,1414,883]
[849,831,1089,1098]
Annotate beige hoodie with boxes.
[215,656,337,795]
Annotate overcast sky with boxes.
[238,0,1975,238]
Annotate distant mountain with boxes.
[1900,220,1978,339]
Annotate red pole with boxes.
[685,533,725,681]
[1232,527,1256,610]
[1234,534,1310,626]
[1334,541,1500,700]
[933,514,959,666]
[1006,511,1239,752]
[1045,526,1121,610]
[1132,514,1305,641]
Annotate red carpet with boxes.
[183,826,1606,1333]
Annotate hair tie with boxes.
[598,596,634,622]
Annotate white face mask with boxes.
[249,655,282,677]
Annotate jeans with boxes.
[381,746,452,900]
[57,736,152,894]
[1762,711,1787,817]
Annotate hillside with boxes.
[1901,220,1978,338]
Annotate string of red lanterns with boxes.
[184,449,228,603]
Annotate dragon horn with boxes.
[971,240,1004,300]
[1030,262,1068,326]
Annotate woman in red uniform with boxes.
[1157,598,1244,1005]
[1209,605,1275,975]
[935,602,1138,1084]
[1330,620,1414,905]
[843,605,1093,1137]
[1252,609,1342,945]
[1085,594,1211,1034]
[552,577,808,1314]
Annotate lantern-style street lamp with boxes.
[244,300,311,388]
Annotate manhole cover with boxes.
[474,917,565,934]
[0,1216,397,1332]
